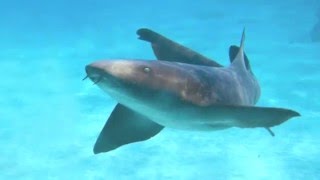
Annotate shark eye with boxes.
[143,67,151,73]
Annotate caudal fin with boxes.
[214,105,300,128]
[207,105,300,129]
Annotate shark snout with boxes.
[86,61,112,75]
[86,60,138,85]
[87,60,142,80]
[85,61,113,84]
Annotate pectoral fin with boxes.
[136,28,222,67]
[93,104,164,154]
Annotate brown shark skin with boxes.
[86,60,259,107]
[86,58,299,130]
[86,29,300,154]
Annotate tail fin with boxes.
[227,105,300,128]
[207,105,300,129]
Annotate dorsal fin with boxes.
[231,28,246,70]
[229,45,251,72]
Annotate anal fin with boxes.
[93,104,164,154]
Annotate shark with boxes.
[84,28,300,154]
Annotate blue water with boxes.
[1,0,319,179]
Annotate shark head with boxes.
[85,60,204,112]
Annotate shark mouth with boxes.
[82,75,103,85]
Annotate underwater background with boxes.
[1,0,319,179]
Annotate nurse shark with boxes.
[84,28,300,154]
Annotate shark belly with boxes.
[114,95,233,131]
